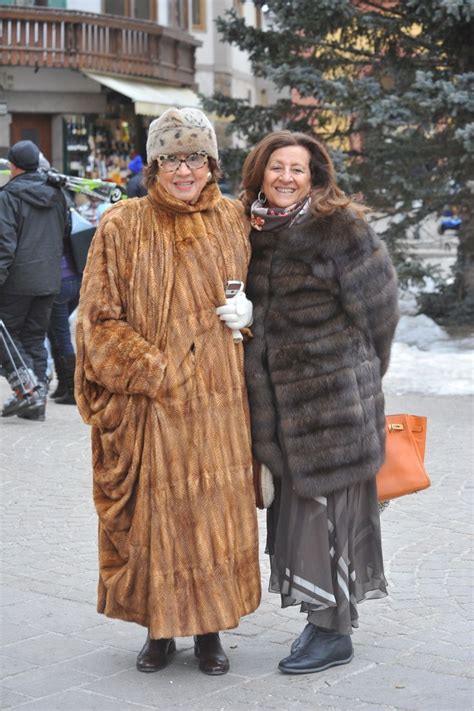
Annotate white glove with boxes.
[260,464,275,508]
[216,292,253,341]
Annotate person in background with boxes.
[75,108,260,676]
[0,140,66,421]
[125,154,147,198]
[33,152,81,405]
[47,191,81,406]
[241,131,399,674]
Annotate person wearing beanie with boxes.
[125,153,147,198]
[7,139,40,172]
[0,140,67,421]
[75,107,259,677]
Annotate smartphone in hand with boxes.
[223,280,244,342]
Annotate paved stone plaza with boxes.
[1,385,473,710]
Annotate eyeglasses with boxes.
[157,151,208,172]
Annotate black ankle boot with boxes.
[55,354,76,405]
[278,624,353,674]
[55,389,76,405]
[51,353,67,399]
[194,633,229,675]
[136,634,176,673]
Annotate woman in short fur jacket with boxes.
[241,131,399,675]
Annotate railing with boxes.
[0,7,200,85]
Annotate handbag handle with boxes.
[387,423,423,433]
[387,415,427,462]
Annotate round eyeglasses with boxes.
[157,151,208,172]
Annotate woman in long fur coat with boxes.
[241,131,399,675]
[75,108,260,676]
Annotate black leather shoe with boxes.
[194,633,230,675]
[279,624,353,674]
[55,388,76,405]
[290,622,319,654]
[136,635,176,673]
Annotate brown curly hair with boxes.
[240,131,366,219]
[143,157,221,190]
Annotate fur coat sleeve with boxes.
[76,205,167,401]
[335,221,399,376]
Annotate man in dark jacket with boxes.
[0,140,66,421]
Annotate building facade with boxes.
[191,0,273,147]
[0,0,271,181]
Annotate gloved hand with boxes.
[260,464,275,508]
[216,291,253,341]
[253,461,275,509]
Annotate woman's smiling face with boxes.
[262,145,312,209]
[157,154,209,204]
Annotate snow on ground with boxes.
[384,341,473,396]
[384,290,473,396]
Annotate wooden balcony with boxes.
[0,7,200,85]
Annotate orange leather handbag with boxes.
[376,414,431,502]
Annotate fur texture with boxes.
[245,209,399,499]
[75,182,260,638]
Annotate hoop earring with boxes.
[257,190,267,204]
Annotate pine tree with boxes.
[203,0,474,324]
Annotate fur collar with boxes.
[250,208,373,261]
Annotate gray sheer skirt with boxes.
[267,470,387,636]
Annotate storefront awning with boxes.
[83,72,201,116]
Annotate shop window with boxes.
[192,0,206,31]
[63,113,135,183]
[64,115,90,178]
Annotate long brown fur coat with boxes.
[245,208,399,499]
[75,181,261,638]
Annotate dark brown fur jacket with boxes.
[245,208,399,498]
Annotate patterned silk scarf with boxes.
[250,195,311,232]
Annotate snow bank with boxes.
[395,314,448,349]
[384,341,473,395]
[384,305,473,395]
